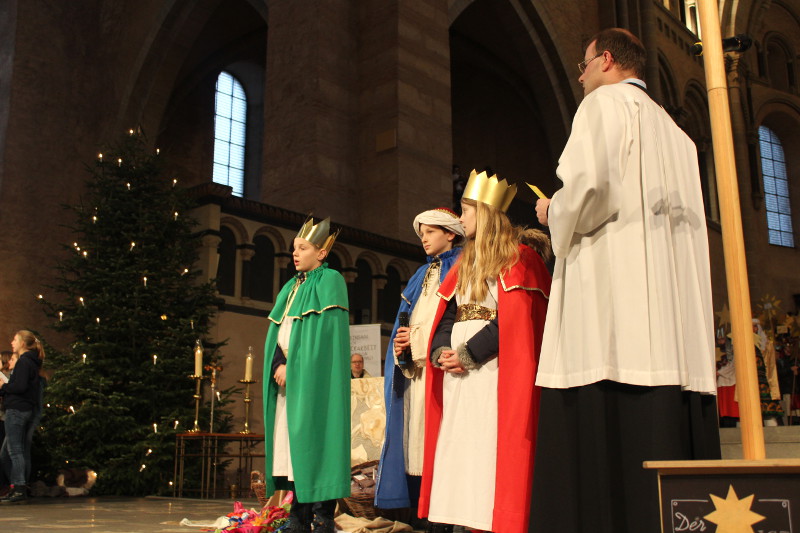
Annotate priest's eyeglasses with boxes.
[578,52,604,74]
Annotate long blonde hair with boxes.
[456,200,521,302]
[15,330,46,361]
[457,199,552,303]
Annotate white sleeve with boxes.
[548,91,633,257]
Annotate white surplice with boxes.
[536,80,716,394]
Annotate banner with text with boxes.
[350,323,382,378]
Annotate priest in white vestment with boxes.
[530,28,720,533]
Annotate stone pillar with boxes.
[191,203,222,284]
[199,233,222,283]
[356,0,452,243]
[275,252,292,286]
[261,0,358,225]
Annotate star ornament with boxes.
[704,485,765,533]
[716,304,731,328]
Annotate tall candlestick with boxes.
[244,346,253,382]
[194,339,203,377]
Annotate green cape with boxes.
[262,264,351,502]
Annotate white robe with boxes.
[428,280,499,531]
[536,80,717,394]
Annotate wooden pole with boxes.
[696,0,765,459]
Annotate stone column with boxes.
[275,252,292,287]
[356,0,453,243]
[261,0,358,225]
[199,233,222,283]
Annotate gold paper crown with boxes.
[461,170,517,212]
[296,216,340,253]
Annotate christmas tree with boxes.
[37,131,223,495]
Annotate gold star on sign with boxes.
[704,485,765,533]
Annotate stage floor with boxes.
[0,496,252,532]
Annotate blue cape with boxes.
[374,247,461,509]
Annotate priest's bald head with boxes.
[579,28,646,96]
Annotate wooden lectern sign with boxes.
[645,459,800,532]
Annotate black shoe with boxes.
[427,523,453,533]
[287,501,313,533]
[312,516,336,533]
[0,486,28,505]
[283,515,307,533]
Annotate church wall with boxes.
[734,0,800,309]
[0,0,175,339]
[260,0,359,226]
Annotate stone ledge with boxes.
[720,426,800,459]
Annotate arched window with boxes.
[759,125,794,247]
[766,41,792,92]
[250,235,275,302]
[217,227,237,296]
[213,71,246,197]
[680,1,700,36]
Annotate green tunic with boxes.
[262,264,351,502]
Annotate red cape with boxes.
[418,245,551,533]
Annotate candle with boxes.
[82,354,87,364]
[244,346,253,381]
[194,340,203,377]
[153,354,158,365]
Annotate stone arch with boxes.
[354,250,385,278]
[681,80,711,143]
[682,81,718,221]
[448,0,576,218]
[220,216,249,244]
[386,258,413,282]
[754,104,800,247]
[116,0,268,191]
[330,244,354,271]
[252,225,286,251]
[657,53,679,113]
[756,101,800,190]
[762,32,795,92]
